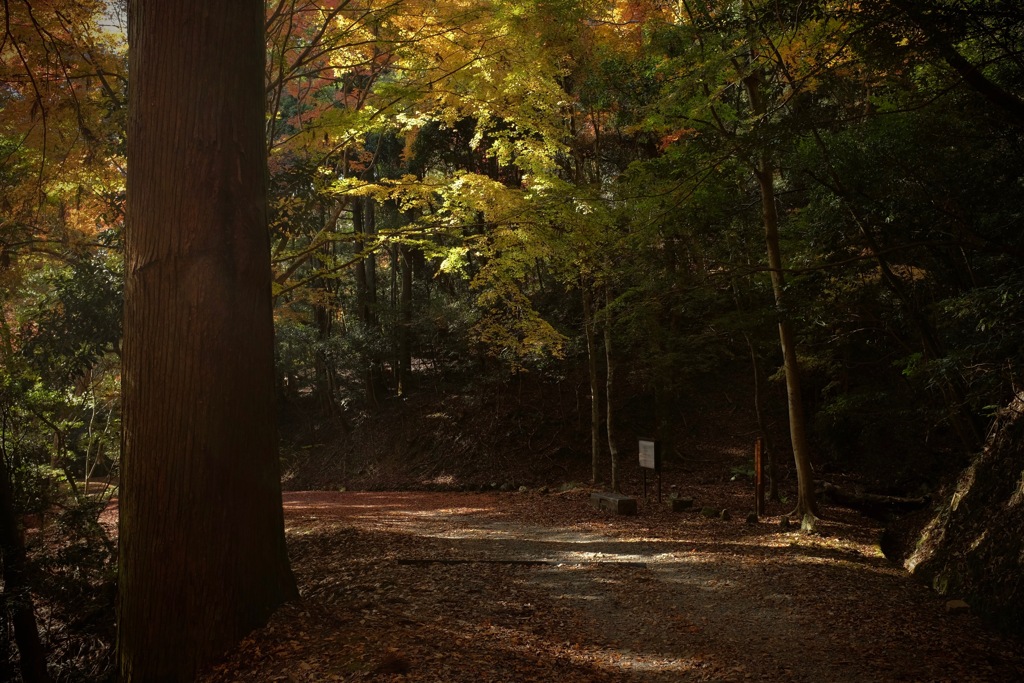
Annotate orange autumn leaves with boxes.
[1,0,125,263]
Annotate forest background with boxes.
[2,0,1024,680]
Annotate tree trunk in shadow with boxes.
[582,285,601,485]
[398,244,413,395]
[120,2,298,678]
[353,197,382,409]
[603,285,619,493]
[0,450,52,683]
[745,333,781,502]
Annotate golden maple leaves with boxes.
[1,0,126,263]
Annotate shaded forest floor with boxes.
[198,487,1024,682]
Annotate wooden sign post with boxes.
[639,438,661,503]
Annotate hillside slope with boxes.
[900,390,1024,635]
[280,370,763,494]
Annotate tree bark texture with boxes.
[120,1,297,680]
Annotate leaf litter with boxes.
[198,486,1024,682]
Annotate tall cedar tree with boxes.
[119,1,297,680]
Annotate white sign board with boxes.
[639,438,658,471]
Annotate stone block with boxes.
[590,492,638,515]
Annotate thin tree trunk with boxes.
[389,242,399,386]
[759,23,982,454]
[365,199,378,317]
[353,198,370,324]
[654,306,679,466]
[360,198,385,405]
[754,159,817,519]
[743,52,819,520]
[603,285,619,493]
[314,303,338,416]
[582,286,601,484]
[121,1,297,679]
[352,198,379,408]
[311,208,337,415]
[745,333,780,501]
[398,245,413,394]
[0,451,51,683]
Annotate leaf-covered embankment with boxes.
[899,391,1024,635]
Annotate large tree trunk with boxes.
[120,1,297,680]
[0,451,51,683]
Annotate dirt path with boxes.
[200,490,1024,682]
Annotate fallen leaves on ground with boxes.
[198,486,1024,682]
